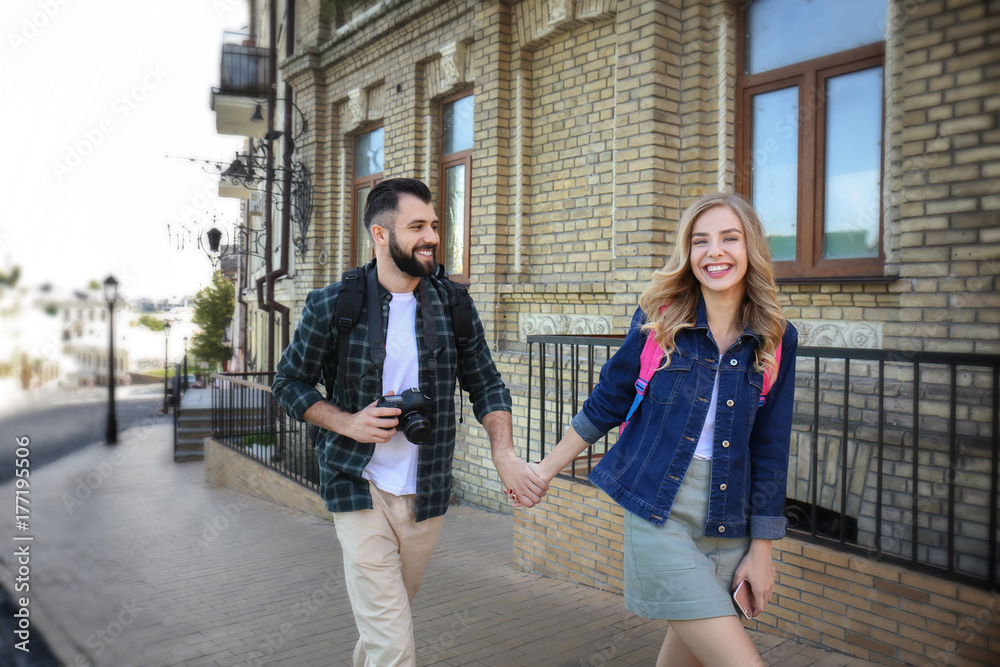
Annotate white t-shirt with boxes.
[693,369,720,461]
[362,291,420,495]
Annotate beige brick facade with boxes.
[205,437,330,519]
[221,0,1000,663]
[513,478,1000,666]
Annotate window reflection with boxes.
[355,186,372,266]
[751,86,799,262]
[355,128,384,178]
[443,96,474,155]
[444,164,466,276]
[823,67,883,259]
[441,94,473,280]
[746,0,885,75]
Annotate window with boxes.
[353,126,384,267]
[737,0,886,279]
[440,93,473,282]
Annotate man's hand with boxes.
[344,398,400,444]
[494,452,548,508]
[482,410,548,508]
[506,462,554,508]
[304,398,399,444]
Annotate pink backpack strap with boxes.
[620,332,664,434]
[760,340,783,403]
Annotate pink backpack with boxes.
[619,333,782,434]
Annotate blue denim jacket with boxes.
[572,299,798,540]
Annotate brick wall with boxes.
[204,437,330,520]
[514,476,1000,666]
[235,0,1000,532]
[890,0,1000,355]
[218,0,1000,658]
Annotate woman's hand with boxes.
[507,462,556,508]
[732,539,775,617]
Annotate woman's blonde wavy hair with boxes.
[638,192,786,375]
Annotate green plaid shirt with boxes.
[272,261,512,522]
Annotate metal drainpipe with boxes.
[258,0,295,371]
[256,0,277,372]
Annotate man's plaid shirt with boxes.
[272,261,512,522]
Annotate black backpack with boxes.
[332,262,475,390]
[307,262,476,443]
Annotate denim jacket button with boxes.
[718,526,726,533]
[726,399,734,407]
[722,440,730,448]
[730,359,738,366]
[719,483,727,491]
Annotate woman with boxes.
[526,192,797,666]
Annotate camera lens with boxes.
[402,413,432,445]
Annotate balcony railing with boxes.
[211,34,271,105]
[526,334,1000,590]
[210,372,319,491]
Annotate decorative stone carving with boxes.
[347,88,367,129]
[440,41,467,90]
[795,320,882,349]
[548,0,573,25]
[520,313,613,339]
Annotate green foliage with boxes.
[0,266,20,288]
[240,433,277,448]
[88,279,101,290]
[191,271,235,367]
[136,314,166,331]
[321,0,368,22]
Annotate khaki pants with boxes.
[333,482,443,667]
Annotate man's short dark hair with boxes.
[363,178,432,233]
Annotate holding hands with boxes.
[503,426,589,509]
[494,454,550,508]
[503,462,554,508]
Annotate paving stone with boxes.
[0,422,886,666]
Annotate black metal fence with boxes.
[220,43,271,97]
[526,334,1000,590]
[210,372,319,491]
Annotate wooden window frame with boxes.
[736,13,887,282]
[351,125,384,267]
[439,91,474,285]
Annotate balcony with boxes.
[210,34,272,139]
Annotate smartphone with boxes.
[732,579,754,619]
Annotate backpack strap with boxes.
[620,329,784,434]
[434,265,476,350]
[334,265,367,393]
[759,339,783,405]
[620,331,664,434]
[439,279,475,350]
[434,268,477,423]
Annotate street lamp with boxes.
[182,336,189,391]
[103,275,119,445]
[162,321,172,414]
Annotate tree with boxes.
[191,271,234,368]
[136,314,165,331]
[0,265,20,288]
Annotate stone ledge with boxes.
[204,437,330,521]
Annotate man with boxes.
[272,178,546,666]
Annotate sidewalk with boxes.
[0,421,885,666]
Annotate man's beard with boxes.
[388,229,437,278]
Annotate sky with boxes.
[1,0,250,301]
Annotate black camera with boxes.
[377,388,433,445]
